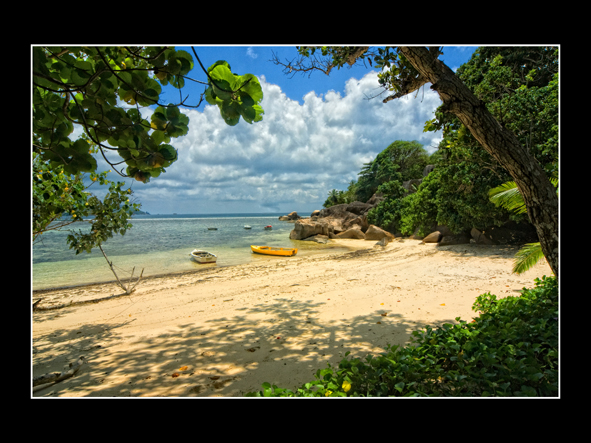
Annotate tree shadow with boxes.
[32,296,462,397]
[435,242,524,259]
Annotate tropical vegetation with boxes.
[319,47,558,252]
[279,45,558,277]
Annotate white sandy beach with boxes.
[32,238,553,397]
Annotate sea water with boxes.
[32,213,350,291]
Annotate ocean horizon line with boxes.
[128,212,314,220]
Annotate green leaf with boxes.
[488,181,527,214]
[207,60,231,74]
[158,144,177,161]
[238,74,263,103]
[151,130,168,145]
[512,242,545,274]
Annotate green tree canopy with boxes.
[418,46,559,233]
[33,46,265,255]
[322,181,357,208]
[33,46,264,183]
[426,46,558,180]
[356,140,428,203]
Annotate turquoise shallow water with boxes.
[32,213,352,291]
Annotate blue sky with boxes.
[95,45,478,215]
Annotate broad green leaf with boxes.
[151,130,167,145]
[207,60,231,74]
[238,74,263,103]
[158,144,177,161]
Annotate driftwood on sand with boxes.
[33,291,134,311]
[33,356,86,392]
[33,245,144,311]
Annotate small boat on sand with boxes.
[190,249,217,263]
[244,225,252,229]
[251,245,297,256]
[264,225,272,230]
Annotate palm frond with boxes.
[488,179,557,274]
[513,242,546,274]
[488,181,527,214]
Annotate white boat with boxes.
[190,249,217,263]
[244,225,252,229]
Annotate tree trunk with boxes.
[397,47,558,278]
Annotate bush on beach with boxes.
[246,276,558,397]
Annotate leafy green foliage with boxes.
[33,46,264,183]
[450,46,559,181]
[432,142,516,233]
[204,61,264,126]
[416,47,559,234]
[323,181,357,208]
[366,180,406,233]
[246,276,558,397]
[33,152,92,240]
[33,47,188,180]
[397,168,441,237]
[355,141,429,234]
[33,152,139,254]
[511,243,546,275]
[489,181,528,215]
[356,140,428,203]
[65,180,138,254]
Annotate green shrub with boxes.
[246,276,558,397]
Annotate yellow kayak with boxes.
[251,245,298,256]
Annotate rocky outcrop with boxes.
[290,201,378,241]
[290,160,537,248]
[279,211,302,222]
[429,221,538,247]
[364,225,395,241]
[336,228,365,239]
[470,228,495,245]
[302,234,329,244]
[366,192,385,206]
[289,218,330,240]
[400,165,435,196]
[421,231,442,243]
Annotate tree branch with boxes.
[382,75,429,103]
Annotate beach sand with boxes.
[32,238,553,397]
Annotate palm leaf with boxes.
[513,242,546,274]
[488,181,527,214]
[488,178,558,215]
[488,179,558,274]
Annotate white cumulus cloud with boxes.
[108,71,443,214]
